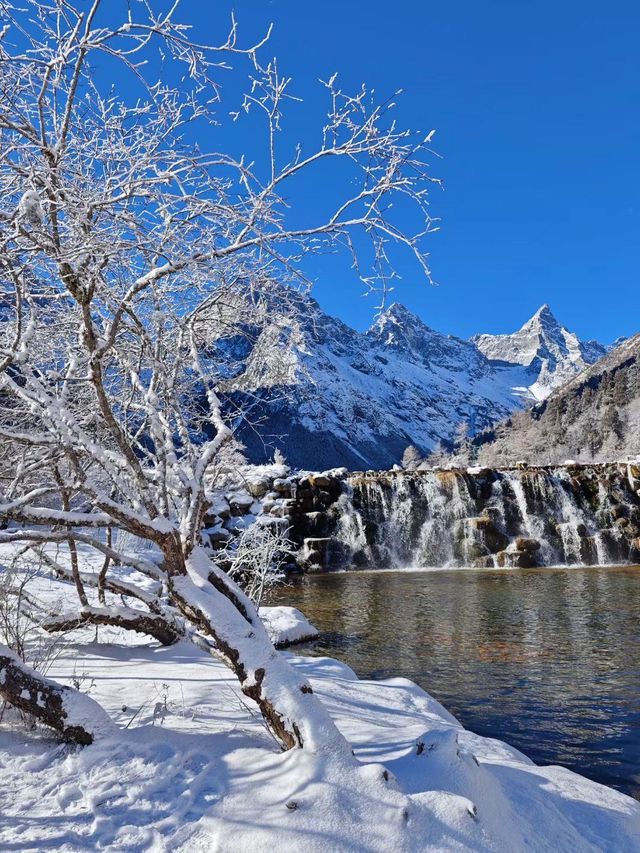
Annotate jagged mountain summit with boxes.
[232,292,608,470]
[473,332,640,466]
[472,304,607,401]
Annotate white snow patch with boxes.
[259,606,319,647]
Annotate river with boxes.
[267,565,640,798]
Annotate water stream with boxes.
[268,565,640,798]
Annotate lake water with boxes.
[267,565,640,798]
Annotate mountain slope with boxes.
[473,333,640,465]
[232,292,609,470]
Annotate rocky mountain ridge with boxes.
[233,291,611,470]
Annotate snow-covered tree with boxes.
[401,445,423,470]
[0,0,437,750]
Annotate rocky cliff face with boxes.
[335,463,640,569]
[232,292,607,470]
[206,463,640,573]
[474,333,640,466]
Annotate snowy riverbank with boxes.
[2,618,639,852]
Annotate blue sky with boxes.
[82,1,636,344]
[178,0,639,345]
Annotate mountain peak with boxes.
[525,303,560,330]
[377,302,420,323]
[472,303,607,397]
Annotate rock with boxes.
[301,537,332,572]
[302,551,323,572]
[255,515,289,533]
[515,537,541,553]
[247,479,271,498]
[273,478,292,496]
[227,491,254,515]
[205,526,231,542]
[305,510,328,532]
[310,474,331,488]
[472,555,496,568]
[258,606,319,647]
[269,499,296,518]
[207,497,231,520]
[468,516,509,553]
[223,515,254,533]
[580,536,598,566]
[496,550,536,569]
[465,543,490,560]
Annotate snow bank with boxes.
[259,605,319,648]
[1,559,639,851]
[1,633,639,852]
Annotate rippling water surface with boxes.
[267,565,640,797]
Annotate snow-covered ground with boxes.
[1,583,640,851]
[1,551,639,852]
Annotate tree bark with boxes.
[42,606,183,646]
[0,645,113,745]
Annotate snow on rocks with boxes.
[203,468,349,570]
[258,606,319,648]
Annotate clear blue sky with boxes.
[123,2,640,343]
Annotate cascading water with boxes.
[331,464,640,569]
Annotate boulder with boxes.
[207,497,231,520]
[273,478,292,496]
[247,479,271,498]
[310,474,331,488]
[204,526,231,550]
[464,542,490,560]
[227,491,254,515]
[472,555,496,569]
[301,537,332,572]
[496,550,537,569]
[469,515,509,553]
[515,537,541,553]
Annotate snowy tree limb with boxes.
[0,645,113,745]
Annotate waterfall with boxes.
[329,464,640,570]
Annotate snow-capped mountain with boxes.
[473,332,640,466]
[233,293,608,470]
[472,304,607,401]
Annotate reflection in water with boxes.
[267,566,640,798]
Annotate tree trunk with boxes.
[0,645,113,745]
[170,547,353,755]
